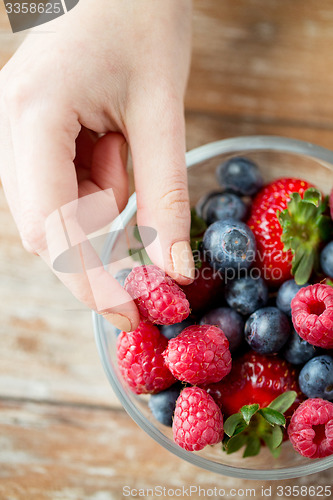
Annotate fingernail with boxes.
[171,241,195,280]
[101,312,132,332]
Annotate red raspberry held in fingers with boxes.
[163,324,231,385]
[288,398,333,458]
[173,387,224,451]
[291,284,333,349]
[117,321,175,394]
[124,265,190,325]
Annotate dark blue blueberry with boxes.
[114,268,132,288]
[200,307,244,352]
[160,317,195,340]
[195,190,224,219]
[276,279,309,316]
[320,241,333,278]
[216,157,264,197]
[299,355,333,400]
[282,329,318,365]
[245,306,291,354]
[148,384,182,426]
[225,276,269,315]
[202,192,248,225]
[203,219,256,273]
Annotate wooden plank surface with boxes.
[188,0,333,127]
[1,399,332,500]
[1,0,333,497]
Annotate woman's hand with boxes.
[0,0,194,331]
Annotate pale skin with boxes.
[0,0,195,331]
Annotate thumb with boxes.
[128,96,194,284]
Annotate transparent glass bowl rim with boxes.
[93,135,333,480]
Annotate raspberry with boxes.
[124,265,190,325]
[163,324,231,385]
[117,321,175,394]
[173,387,224,451]
[291,284,333,349]
[288,398,333,458]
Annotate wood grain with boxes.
[189,0,333,127]
[1,0,333,496]
[1,399,332,500]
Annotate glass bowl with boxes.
[93,136,333,480]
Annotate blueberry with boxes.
[160,317,195,340]
[200,307,244,353]
[320,241,333,278]
[195,190,224,219]
[245,307,291,354]
[299,355,333,400]
[225,276,269,315]
[276,279,309,316]
[202,192,248,225]
[148,384,182,426]
[282,330,318,365]
[216,157,264,197]
[203,219,256,273]
[114,268,132,287]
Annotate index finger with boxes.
[6,102,139,331]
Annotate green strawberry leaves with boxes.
[190,208,207,240]
[224,413,247,437]
[241,404,260,425]
[222,391,297,458]
[259,408,286,427]
[128,247,153,266]
[190,209,207,265]
[129,210,207,267]
[267,390,297,413]
[277,188,333,285]
[128,225,153,265]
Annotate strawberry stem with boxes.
[222,391,297,458]
[277,189,333,285]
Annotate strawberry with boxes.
[181,261,223,313]
[203,352,303,457]
[247,178,314,285]
[204,351,301,416]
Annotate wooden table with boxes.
[0,1,332,498]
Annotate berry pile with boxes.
[115,156,333,460]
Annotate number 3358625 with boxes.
[5,3,62,15]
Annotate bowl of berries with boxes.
[93,136,333,479]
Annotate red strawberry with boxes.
[204,351,302,417]
[247,178,312,285]
[204,352,303,457]
[181,261,223,313]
